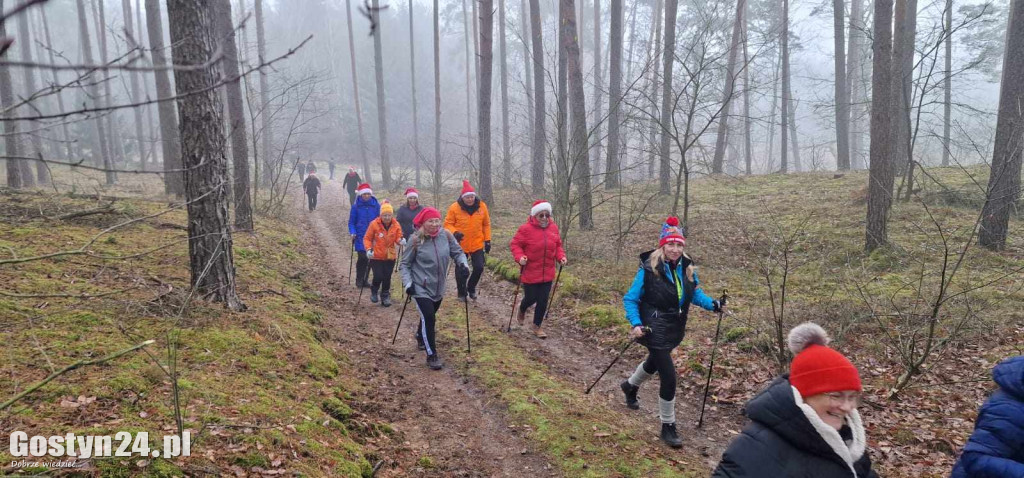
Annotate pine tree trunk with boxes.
[345,0,372,184]
[780,0,790,174]
[766,50,780,171]
[136,0,155,168]
[658,0,677,194]
[892,0,917,176]
[521,0,535,186]
[848,0,866,169]
[529,0,546,193]
[605,0,622,189]
[590,0,604,185]
[556,9,568,209]
[38,7,74,162]
[94,0,125,176]
[0,0,23,188]
[255,0,275,186]
[479,0,495,202]
[789,96,802,170]
[371,0,392,189]
[978,0,1024,250]
[647,0,663,180]
[712,0,745,174]
[145,0,183,195]
[463,0,474,151]
[16,9,48,184]
[742,9,753,176]
[79,0,114,186]
[214,0,253,231]
[166,0,245,311]
[433,0,443,192]
[119,0,147,173]
[866,0,896,251]
[942,0,952,167]
[499,0,512,188]
[834,0,850,170]
[562,0,593,228]
[410,0,422,187]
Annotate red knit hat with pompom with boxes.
[787,323,862,398]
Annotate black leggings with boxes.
[643,347,677,401]
[456,249,486,296]
[519,281,552,326]
[355,251,369,285]
[414,297,443,356]
[307,193,318,211]
[370,260,395,295]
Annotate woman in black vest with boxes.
[620,217,724,448]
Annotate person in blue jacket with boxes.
[620,217,725,448]
[951,355,1024,478]
[348,182,380,288]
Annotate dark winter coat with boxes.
[397,203,423,239]
[622,251,716,350]
[713,375,878,478]
[951,355,1024,478]
[508,216,566,284]
[342,172,361,192]
[348,196,380,252]
[302,176,321,196]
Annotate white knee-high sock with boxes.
[659,398,676,424]
[627,361,654,387]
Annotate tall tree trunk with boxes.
[121,0,147,173]
[892,0,918,176]
[479,0,495,202]
[590,0,604,185]
[38,7,74,161]
[166,0,245,311]
[345,0,372,184]
[848,0,866,169]
[78,0,114,185]
[136,0,155,167]
[521,0,535,186]
[605,0,622,188]
[866,0,896,251]
[0,0,23,188]
[780,0,790,174]
[658,0,677,194]
[742,8,752,176]
[214,0,253,231]
[834,0,850,170]
[978,0,1024,250]
[371,0,392,189]
[942,0,952,167]
[94,0,125,175]
[562,0,593,228]
[647,0,663,180]
[410,0,422,188]
[16,8,48,184]
[499,0,511,188]
[556,5,568,209]
[789,96,802,170]
[463,0,474,152]
[433,0,443,192]
[145,0,183,194]
[712,0,745,174]
[529,0,546,193]
[766,49,780,171]
[254,0,275,186]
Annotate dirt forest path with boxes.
[299,180,742,476]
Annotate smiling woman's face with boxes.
[804,391,859,430]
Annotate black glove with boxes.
[406,285,415,296]
[457,263,470,277]
[484,241,491,254]
[713,300,723,313]
[453,231,464,242]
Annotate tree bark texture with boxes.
[463,0,474,151]
[590,0,604,184]
[94,0,127,172]
[942,0,952,167]
[712,0,745,174]
[499,0,511,188]
[530,0,546,193]
[647,0,663,180]
[848,0,867,169]
[122,0,147,172]
[166,0,245,311]
[433,0,443,192]
[0,0,24,188]
[411,0,422,187]
[742,8,752,176]
[892,0,918,176]
[866,0,896,251]
[834,0,851,170]
[79,0,114,186]
[371,0,392,189]
[479,0,495,202]
[15,8,48,184]
[605,0,622,188]
[521,0,535,187]
[781,0,790,174]
[146,0,184,195]
[658,0,678,194]
[345,0,372,183]
[213,0,253,231]
[254,0,274,186]
[562,0,594,228]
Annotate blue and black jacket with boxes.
[623,250,718,350]
[348,196,380,252]
[952,355,1024,478]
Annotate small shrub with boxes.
[724,326,752,343]
[322,397,353,422]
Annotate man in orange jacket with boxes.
[364,201,403,306]
[444,180,492,301]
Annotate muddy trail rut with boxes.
[297,181,742,476]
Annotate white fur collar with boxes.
[791,386,866,476]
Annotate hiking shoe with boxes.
[468,290,478,301]
[660,423,682,448]
[370,290,379,303]
[417,341,426,351]
[517,308,527,326]
[381,294,392,307]
[457,295,468,303]
[621,381,640,410]
[426,354,443,370]
[532,325,547,339]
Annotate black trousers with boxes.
[642,347,677,401]
[355,251,369,286]
[306,193,318,211]
[347,190,356,206]
[370,260,394,295]
[329,166,335,179]
[520,281,552,326]
[455,249,486,297]
[413,297,443,356]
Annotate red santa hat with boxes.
[413,207,442,228]
[530,200,552,216]
[356,183,372,195]
[460,180,476,198]
[405,187,420,199]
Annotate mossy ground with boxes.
[0,190,376,476]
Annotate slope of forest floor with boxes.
[0,190,381,476]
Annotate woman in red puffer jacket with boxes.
[509,200,567,338]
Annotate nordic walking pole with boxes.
[356,260,372,306]
[585,326,651,394]
[698,290,729,429]
[505,264,526,332]
[465,295,471,353]
[541,263,564,323]
[391,294,413,345]
[394,245,403,273]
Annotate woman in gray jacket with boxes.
[400,207,470,370]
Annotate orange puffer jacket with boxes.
[444,199,492,254]
[363,217,403,260]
